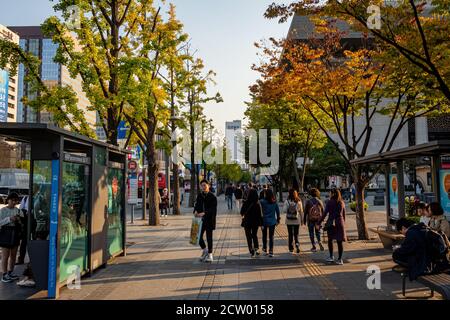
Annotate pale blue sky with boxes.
[0,0,290,134]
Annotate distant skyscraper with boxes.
[8,26,96,130]
[225,120,244,164]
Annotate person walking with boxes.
[160,188,169,217]
[234,186,244,212]
[240,188,263,258]
[260,189,280,257]
[0,192,23,283]
[320,188,347,265]
[282,189,304,254]
[194,180,218,263]
[304,188,325,252]
[225,183,234,211]
[429,202,450,238]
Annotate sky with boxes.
[0,0,291,135]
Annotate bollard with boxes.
[131,204,135,224]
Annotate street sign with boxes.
[128,160,137,171]
[128,173,139,204]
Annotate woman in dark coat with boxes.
[240,189,263,257]
[320,188,347,265]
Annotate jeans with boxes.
[308,222,321,247]
[328,239,343,259]
[199,225,213,254]
[244,225,260,254]
[287,225,300,251]
[262,225,275,253]
[226,195,233,210]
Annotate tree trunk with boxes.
[147,135,160,226]
[292,155,301,192]
[172,162,181,215]
[355,178,369,240]
[300,149,309,193]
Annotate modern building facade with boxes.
[225,120,244,164]
[8,26,96,129]
[0,25,20,168]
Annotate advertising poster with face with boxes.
[389,174,399,219]
[440,170,450,218]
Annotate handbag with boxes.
[0,225,20,248]
[189,217,203,245]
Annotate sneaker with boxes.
[205,253,214,263]
[310,246,317,252]
[17,278,35,288]
[296,245,300,254]
[1,274,13,283]
[262,249,268,256]
[268,252,274,258]
[326,256,335,263]
[289,248,294,253]
[255,249,261,256]
[319,243,325,251]
[7,273,19,281]
[199,249,208,262]
[336,259,344,265]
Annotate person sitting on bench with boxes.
[393,218,429,281]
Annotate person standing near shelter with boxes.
[320,188,347,265]
[240,188,263,257]
[0,193,23,283]
[194,180,218,263]
[282,189,304,254]
[304,188,325,252]
[260,189,280,257]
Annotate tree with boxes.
[251,23,447,239]
[265,0,450,103]
[40,0,162,145]
[120,3,186,225]
[181,48,222,207]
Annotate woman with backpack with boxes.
[240,188,263,258]
[260,189,280,257]
[283,189,304,254]
[304,188,325,252]
[320,188,347,265]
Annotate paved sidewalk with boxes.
[0,196,442,300]
[56,197,441,300]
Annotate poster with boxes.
[0,70,9,122]
[389,174,399,218]
[440,170,450,218]
[128,172,138,204]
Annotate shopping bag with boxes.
[190,217,203,245]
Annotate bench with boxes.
[392,265,450,299]
[369,227,405,250]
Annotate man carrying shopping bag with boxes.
[193,180,218,263]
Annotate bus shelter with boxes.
[350,140,450,227]
[0,123,129,298]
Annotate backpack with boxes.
[286,201,298,220]
[308,199,322,222]
[424,227,450,273]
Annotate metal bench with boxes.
[392,265,450,299]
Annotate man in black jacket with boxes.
[194,180,218,263]
[393,218,429,280]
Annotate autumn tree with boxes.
[252,22,447,239]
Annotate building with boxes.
[225,120,244,164]
[8,26,96,129]
[0,25,20,168]
[286,14,450,190]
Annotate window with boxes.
[8,94,15,100]
[9,78,15,84]
[8,103,14,109]
[8,85,15,93]
[7,113,14,119]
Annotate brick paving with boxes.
[0,196,442,300]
